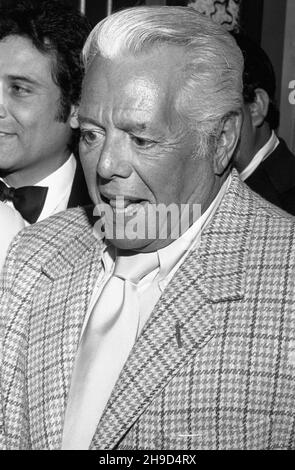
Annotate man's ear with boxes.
[69,105,79,129]
[213,111,243,175]
[248,88,270,128]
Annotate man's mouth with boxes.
[100,193,148,216]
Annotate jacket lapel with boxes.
[91,172,257,449]
[27,223,103,449]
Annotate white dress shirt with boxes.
[0,202,25,271]
[65,173,231,448]
[239,131,279,182]
[1,154,76,225]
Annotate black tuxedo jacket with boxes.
[67,158,92,209]
[245,138,295,215]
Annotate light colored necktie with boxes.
[62,250,159,450]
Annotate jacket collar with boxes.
[201,170,256,303]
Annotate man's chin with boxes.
[105,234,176,253]
[105,235,152,252]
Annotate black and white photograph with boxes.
[0,0,294,455]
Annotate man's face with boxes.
[79,46,216,252]
[0,35,74,186]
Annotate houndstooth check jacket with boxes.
[0,171,295,450]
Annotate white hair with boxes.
[82,6,243,155]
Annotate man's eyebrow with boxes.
[8,74,42,87]
[123,122,147,132]
[77,115,148,132]
[78,115,101,126]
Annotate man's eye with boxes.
[80,130,103,146]
[131,135,154,148]
[11,85,31,96]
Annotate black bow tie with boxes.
[0,180,48,224]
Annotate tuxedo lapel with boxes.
[91,172,257,449]
[27,226,103,449]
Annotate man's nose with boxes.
[97,136,133,180]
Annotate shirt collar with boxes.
[36,154,76,221]
[36,153,76,189]
[239,130,279,182]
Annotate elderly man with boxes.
[0,0,91,224]
[0,7,295,450]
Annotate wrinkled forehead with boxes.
[80,46,186,117]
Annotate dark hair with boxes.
[231,32,280,130]
[0,0,92,123]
